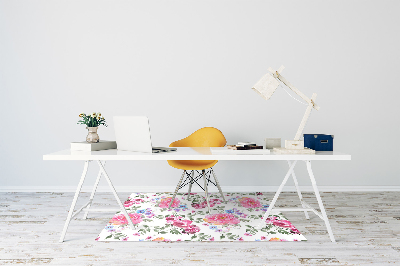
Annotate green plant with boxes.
[77,112,107,127]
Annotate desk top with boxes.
[43,147,351,161]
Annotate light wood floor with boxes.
[0,191,399,265]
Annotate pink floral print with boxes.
[203,213,241,225]
[159,197,180,208]
[238,197,262,208]
[109,213,142,225]
[192,199,223,209]
[124,198,144,207]
[165,215,200,234]
[266,216,299,234]
[183,225,200,234]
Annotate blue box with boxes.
[304,134,334,151]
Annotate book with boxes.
[227,145,263,150]
[237,142,256,146]
[70,140,117,151]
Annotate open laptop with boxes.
[113,116,176,153]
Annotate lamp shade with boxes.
[251,73,280,101]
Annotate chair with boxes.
[167,127,227,213]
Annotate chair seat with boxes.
[167,160,218,170]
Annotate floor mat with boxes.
[96,192,306,242]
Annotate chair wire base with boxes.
[169,167,225,212]
[178,169,217,191]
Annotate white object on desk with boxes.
[44,147,351,243]
[265,138,281,149]
[114,116,153,153]
[113,116,175,153]
[70,140,117,151]
[285,140,304,150]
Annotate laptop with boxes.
[113,116,176,153]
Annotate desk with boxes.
[43,148,351,242]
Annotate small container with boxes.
[304,134,334,151]
[265,138,281,149]
[285,140,304,150]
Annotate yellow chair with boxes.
[168,127,227,212]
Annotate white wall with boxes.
[1,0,399,190]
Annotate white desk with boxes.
[43,148,351,242]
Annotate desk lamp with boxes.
[252,66,319,154]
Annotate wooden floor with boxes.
[0,191,399,265]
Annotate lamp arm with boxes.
[265,66,320,141]
[294,93,317,140]
[273,72,320,111]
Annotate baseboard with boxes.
[1,186,400,192]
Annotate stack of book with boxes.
[70,140,117,151]
[211,142,270,155]
[227,142,263,150]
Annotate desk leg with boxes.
[83,161,106,219]
[96,160,135,230]
[257,160,297,229]
[288,160,310,220]
[59,160,89,242]
[306,160,335,242]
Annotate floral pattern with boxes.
[124,198,143,207]
[97,192,306,242]
[238,197,262,208]
[109,213,142,225]
[159,197,180,208]
[203,213,241,225]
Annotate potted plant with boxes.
[77,112,107,143]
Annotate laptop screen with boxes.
[113,116,153,153]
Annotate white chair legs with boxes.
[187,171,194,200]
[211,168,226,202]
[169,168,225,213]
[169,170,186,209]
[202,170,211,213]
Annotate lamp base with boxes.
[273,147,315,154]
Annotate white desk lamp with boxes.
[252,66,319,154]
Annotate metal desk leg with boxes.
[97,160,135,230]
[306,160,335,242]
[59,161,89,242]
[83,161,105,219]
[288,160,310,220]
[257,160,297,229]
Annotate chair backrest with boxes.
[170,127,226,148]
